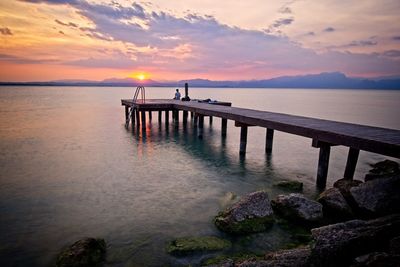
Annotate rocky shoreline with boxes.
[54,160,400,267]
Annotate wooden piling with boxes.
[183,111,188,124]
[148,111,152,121]
[193,114,198,128]
[239,125,248,155]
[316,143,331,188]
[158,110,162,123]
[209,116,213,125]
[131,108,135,126]
[344,148,360,180]
[221,118,227,137]
[165,110,169,124]
[135,109,140,128]
[265,128,274,153]
[198,115,204,138]
[141,111,146,130]
[125,106,129,122]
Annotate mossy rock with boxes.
[166,236,231,256]
[214,212,274,234]
[365,159,400,181]
[202,253,262,266]
[56,238,106,267]
[274,180,303,191]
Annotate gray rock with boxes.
[390,236,400,254]
[214,191,274,234]
[350,175,400,216]
[365,159,400,181]
[56,237,106,267]
[271,194,323,224]
[351,252,400,267]
[310,214,400,267]
[318,187,353,220]
[333,178,363,198]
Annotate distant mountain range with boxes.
[1,72,399,89]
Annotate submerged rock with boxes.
[166,236,231,256]
[203,247,311,267]
[56,237,106,267]
[351,252,400,267]
[271,193,323,224]
[365,159,399,181]
[273,180,303,191]
[350,175,400,216]
[310,214,400,267]
[214,191,274,234]
[317,187,353,220]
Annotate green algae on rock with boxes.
[166,236,231,256]
[56,238,106,267]
[273,180,303,191]
[214,191,274,234]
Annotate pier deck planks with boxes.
[121,99,400,158]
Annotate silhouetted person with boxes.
[174,89,181,100]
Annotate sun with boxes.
[137,74,146,80]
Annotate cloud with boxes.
[323,27,335,32]
[0,27,13,35]
[393,36,400,41]
[9,0,400,78]
[55,19,78,28]
[279,7,292,14]
[382,50,400,58]
[272,18,294,28]
[19,0,78,4]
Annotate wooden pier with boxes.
[121,98,400,188]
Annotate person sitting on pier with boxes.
[173,89,181,100]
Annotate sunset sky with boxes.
[0,0,399,81]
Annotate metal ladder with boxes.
[126,86,146,127]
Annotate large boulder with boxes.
[309,214,400,267]
[350,175,400,217]
[56,238,106,267]
[317,187,353,221]
[214,191,274,234]
[271,194,323,224]
[365,159,399,181]
[166,236,231,256]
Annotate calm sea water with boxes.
[0,86,399,266]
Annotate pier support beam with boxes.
[158,111,162,123]
[221,118,227,137]
[315,142,331,189]
[198,115,204,138]
[343,148,360,180]
[239,125,248,155]
[125,106,129,122]
[193,114,198,128]
[135,109,140,128]
[183,111,188,124]
[165,110,169,124]
[148,111,152,121]
[131,108,135,126]
[174,110,179,121]
[141,111,146,130]
[209,116,213,125]
[265,128,274,153]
